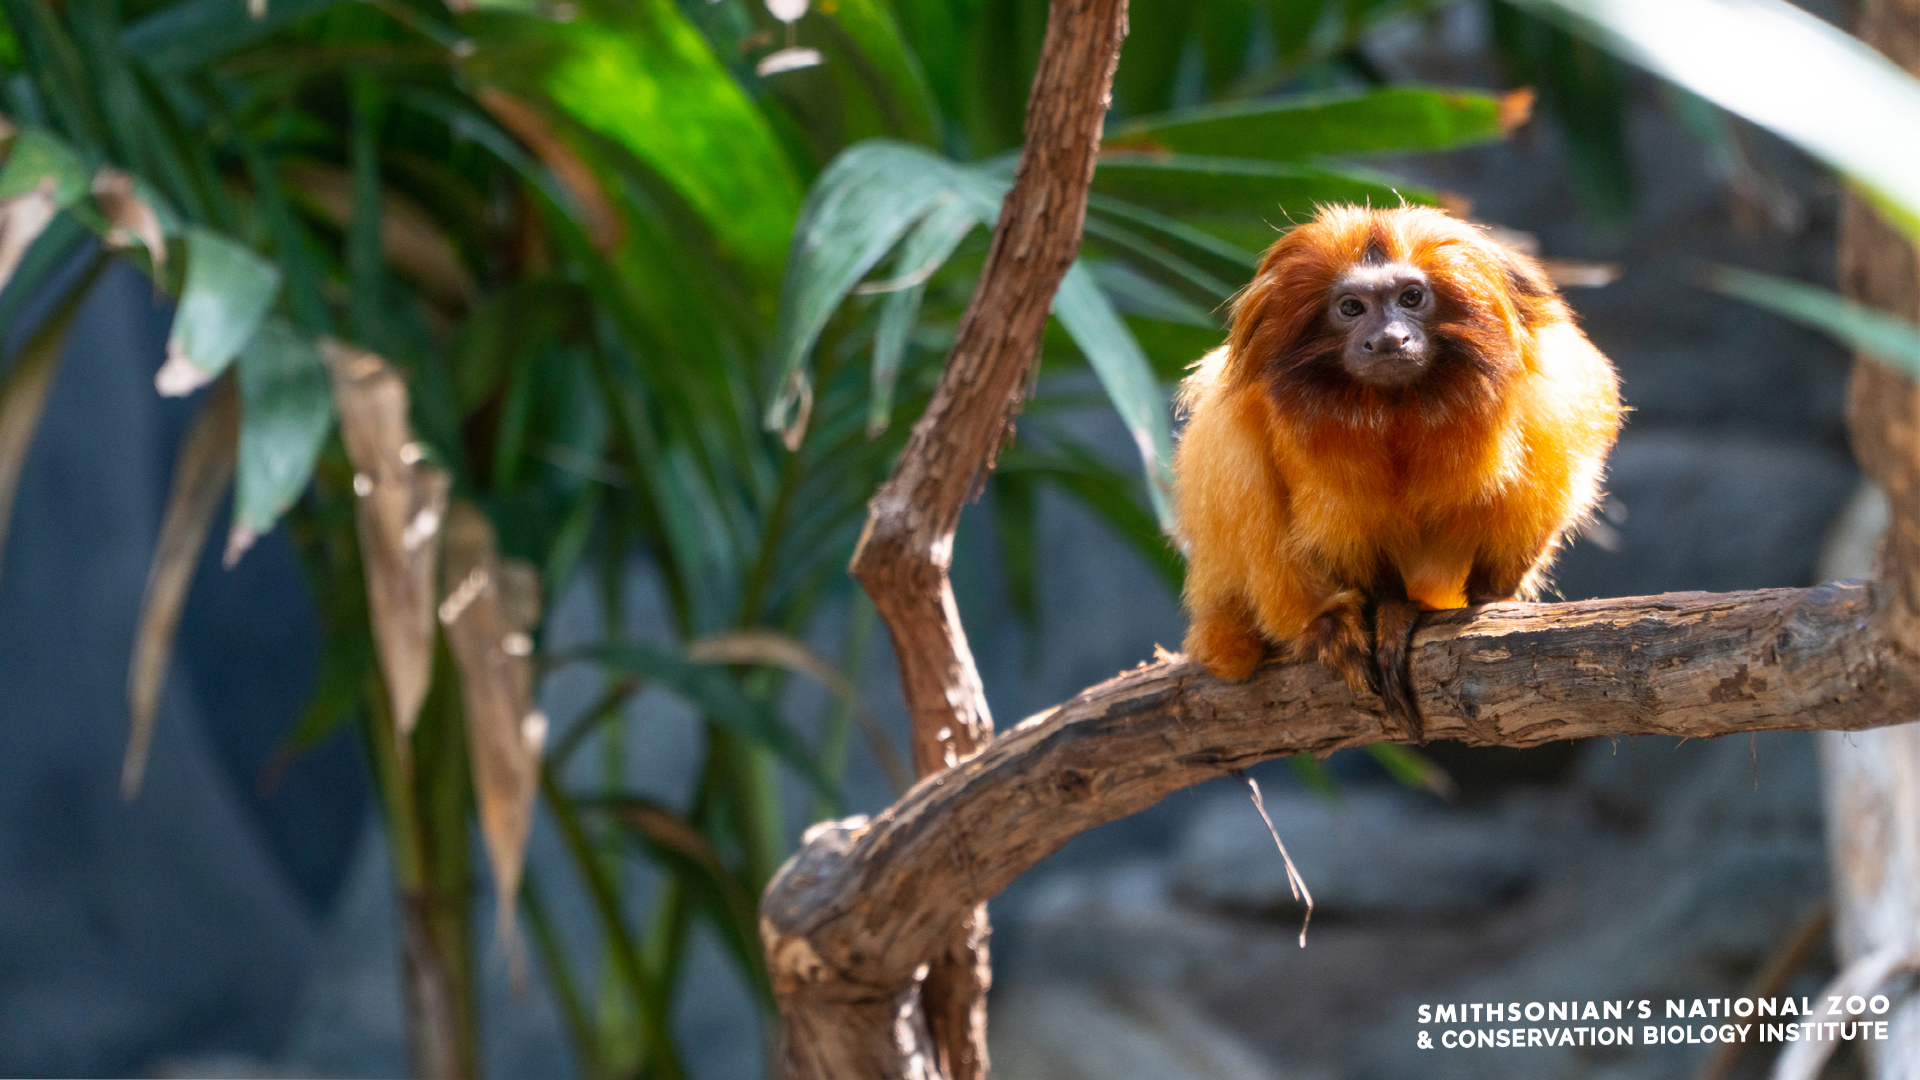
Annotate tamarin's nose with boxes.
[1367,326,1411,353]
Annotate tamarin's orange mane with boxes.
[1223,204,1567,431]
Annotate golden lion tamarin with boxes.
[1174,205,1622,722]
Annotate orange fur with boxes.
[1175,205,1622,685]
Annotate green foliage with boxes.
[232,319,332,551]
[1520,0,1920,457]
[1515,0,1920,241]
[166,228,282,388]
[1105,86,1519,159]
[0,129,86,202]
[0,0,1543,1073]
[1708,267,1920,381]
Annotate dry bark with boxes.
[847,0,1130,776]
[1812,4,1920,1078]
[840,0,1129,1073]
[765,583,1920,1078]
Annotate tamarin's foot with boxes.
[1297,597,1376,697]
[1372,599,1423,739]
[1187,608,1267,681]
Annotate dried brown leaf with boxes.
[124,376,239,798]
[92,169,166,272]
[495,557,541,638]
[324,340,447,737]
[1497,87,1536,135]
[0,259,99,583]
[1541,258,1622,288]
[0,181,60,295]
[284,163,477,306]
[475,87,623,255]
[439,501,543,954]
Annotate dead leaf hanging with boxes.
[439,501,544,955]
[124,376,239,798]
[0,257,104,583]
[0,180,59,295]
[324,340,448,738]
[91,169,167,273]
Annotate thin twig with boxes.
[1235,770,1314,948]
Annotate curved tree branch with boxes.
[841,0,1130,1074]
[848,0,1130,771]
[764,582,1920,1078]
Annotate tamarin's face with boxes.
[1228,206,1549,428]
[1326,260,1436,388]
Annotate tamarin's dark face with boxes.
[1326,261,1436,388]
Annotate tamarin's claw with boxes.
[1298,603,1376,697]
[1372,599,1423,740]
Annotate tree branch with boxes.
[763,582,1920,1078]
[848,0,1130,774]
[839,0,1130,1074]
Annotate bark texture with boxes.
[766,583,1920,1078]
[840,0,1129,1074]
[1815,3,1920,1077]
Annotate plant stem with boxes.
[524,877,607,1080]
[365,658,481,1080]
[543,767,685,1080]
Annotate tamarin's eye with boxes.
[1338,298,1365,317]
[1399,287,1424,308]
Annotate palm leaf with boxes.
[156,227,281,397]
[122,0,351,75]
[228,318,333,564]
[1092,153,1438,217]
[1053,261,1176,527]
[765,139,992,436]
[867,195,980,434]
[1105,87,1527,160]
[580,642,839,804]
[1515,0,1920,238]
[1708,267,1920,382]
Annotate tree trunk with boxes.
[1818,2,1920,1073]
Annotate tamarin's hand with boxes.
[1173,205,1622,733]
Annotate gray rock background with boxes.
[0,2,1868,1078]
